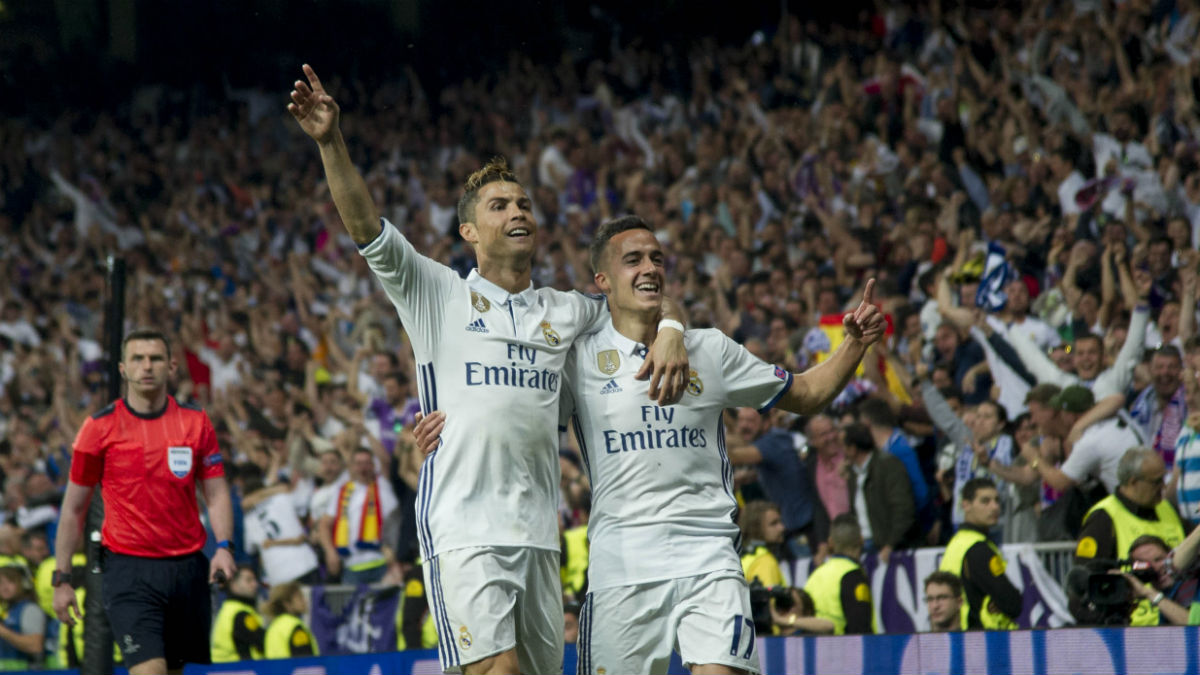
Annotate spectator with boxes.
[0,565,44,670]
[1032,385,1145,494]
[923,571,964,632]
[806,414,851,519]
[321,447,398,585]
[729,408,830,560]
[803,514,874,635]
[842,422,917,563]
[1128,346,1187,470]
[1124,535,1185,626]
[856,398,932,525]
[240,466,321,586]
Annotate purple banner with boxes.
[310,585,400,655]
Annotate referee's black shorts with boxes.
[103,549,212,669]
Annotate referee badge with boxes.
[597,350,620,375]
[541,321,561,346]
[168,446,193,478]
[471,291,491,313]
[686,369,704,396]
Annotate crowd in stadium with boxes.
[4,0,1200,668]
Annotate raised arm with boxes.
[776,280,885,415]
[288,64,381,244]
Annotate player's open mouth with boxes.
[506,227,531,238]
[635,281,660,296]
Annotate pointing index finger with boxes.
[862,278,876,307]
[302,63,324,93]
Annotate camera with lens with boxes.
[1068,559,1160,625]
[748,579,796,633]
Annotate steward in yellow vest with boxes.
[1073,449,1188,625]
[263,582,317,659]
[396,565,438,650]
[939,478,1021,630]
[561,524,589,601]
[802,514,875,635]
[740,545,785,587]
[211,566,266,662]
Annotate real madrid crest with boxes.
[597,350,620,375]
[459,625,473,649]
[686,369,704,396]
[541,321,561,346]
[471,291,491,313]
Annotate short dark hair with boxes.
[857,397,896,429]
[842,422,875,453]
[1128,534,1169,557]
[961,476,997,501]
[1073,332,1103,351]
[1024,383,1062,406]
[457,157,521,226]
[1152,344,1182,363]
[121,328,171,361]
[589,215,653,273]
[924,570,963,596]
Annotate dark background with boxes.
[0,0,873,116]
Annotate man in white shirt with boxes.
[289,65,687,675]
[240,468,321,586]
[557,217,883,674]
[1030,385,1145,494]
[321,447,398,584]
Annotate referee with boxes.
[52,328,237,674]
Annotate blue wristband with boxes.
[216,540,232,551]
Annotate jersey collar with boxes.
[601,320,649,359]
[466,269,538,308]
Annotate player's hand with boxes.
[637,325,688,405]
[53,583,81,626]
[843,279,885,346]
[288,64,340,145]
[412,411,444,458]
[209,547,236,584]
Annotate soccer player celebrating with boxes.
[288,66,687,675]
[52,329,236,675]
[420,216,884,673]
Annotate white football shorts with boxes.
[577,569,761,675]
[423,545,563,674]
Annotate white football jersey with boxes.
[561,322,792,590]
[244,492,320,586]
[359,220,605,558]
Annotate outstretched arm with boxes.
[288,64,381,244]
[776,280,886,415]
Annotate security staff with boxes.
[1076,447,1186,567]
[803,514,875,635]
[263,582,317,659]
[1073,447,1187,625]
[939,477,1021,630]
[211,565,266,662]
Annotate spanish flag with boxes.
[810,313,910,404]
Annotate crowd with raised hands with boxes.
[2,0,1200,657]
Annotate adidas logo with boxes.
[466,318,488,333]
[601,379,623,395]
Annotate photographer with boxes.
[1123,535,1188,626]
[741,501,835,635]
[1072,447,1186,624]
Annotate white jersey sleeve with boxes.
[714,331,795,411]
[357,219,463,355]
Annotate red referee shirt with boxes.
[70,396,225,557]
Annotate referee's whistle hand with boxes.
[209,548,237,584]
[53,585,81,626]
